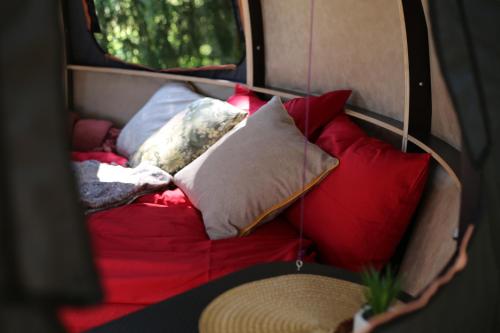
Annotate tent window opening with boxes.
[91,0,245,69]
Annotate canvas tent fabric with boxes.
[373,0,500,332]
[0,0,101,332]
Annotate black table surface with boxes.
[87,262,362,333]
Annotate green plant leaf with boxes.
[361,265,401,315]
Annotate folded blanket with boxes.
[73,160,172,213]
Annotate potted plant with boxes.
[354,266,401,332]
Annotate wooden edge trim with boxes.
[160,64,236,73]
[67,65,460,187]
[250,86,300,99]
[81,0,92,31]
[398,0,411,152]
[345,110,404,136]
[241,0,254,88]
[67,64,238,88]
[237,0,245,30]
[408,135,461,188]
[103,54,236,73]
[359,224,474,333]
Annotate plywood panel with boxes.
[398,166,460,296]
[72,71,164,125]
[262,0,406,121]
[71,70,233,126]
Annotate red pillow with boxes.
[71,151,128,166]
[227,85,352,140]
[284,90,352,140]
[315,113,367,156]
[72,119,113,151]
[286,115,430,271]
[227,84,267,115]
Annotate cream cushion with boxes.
[174,97,339,240]
[117,82,203,157]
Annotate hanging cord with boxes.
[296,0,316,272]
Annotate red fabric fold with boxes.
[60,188,313,332]
[71,151,128,166]
[72,119,114,151]
[226,86,352,141]
[226,84,267,114]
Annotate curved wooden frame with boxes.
[364,225,474,333]
[64,1,467,329]
[67,62,463,323]
[66,64,460,188]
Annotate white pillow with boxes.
[116,82,203,157]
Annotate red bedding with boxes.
[61,153,313,332]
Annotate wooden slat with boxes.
[408,135,461,187]
[240,0,254,88]
[398,0,411,151]
[398,165,460,296]
[67,65,238,88]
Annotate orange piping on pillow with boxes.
[238,159,340,237]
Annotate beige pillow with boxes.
[174,97,339,240]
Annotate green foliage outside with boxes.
[93,0,244,69]
[361,266,401,316]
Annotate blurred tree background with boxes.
[93,0,244,69]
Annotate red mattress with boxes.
[61,153,314,332]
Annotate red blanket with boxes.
[61,153,313,332]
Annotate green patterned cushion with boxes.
[130,98,247,174]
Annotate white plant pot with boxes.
[353,306,372,333]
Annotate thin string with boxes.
[296,0,315,272]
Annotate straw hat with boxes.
[199,274,366,333]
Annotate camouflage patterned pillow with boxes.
[130,98,247,174]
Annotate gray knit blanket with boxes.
[73,160,172,213]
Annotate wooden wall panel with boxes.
[262,0,406,121]
[398,165,460,296]
[71,70,233,126]
[261,0,462,150]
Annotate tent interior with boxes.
[1,0,499,333]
